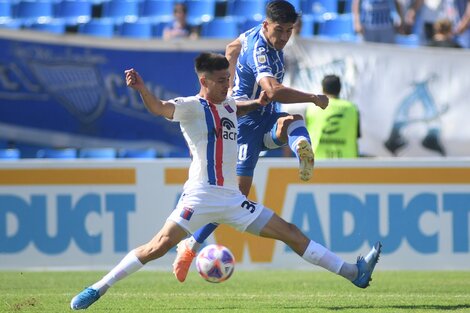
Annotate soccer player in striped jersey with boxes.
[173,0,330,282]
[70,52,381,310]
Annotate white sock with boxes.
[287,120,308,151]
[91,250,143,295]
[186,236,201,252]
[302,240,344,274]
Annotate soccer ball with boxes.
[196,244,235,283]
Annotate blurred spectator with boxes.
[428,18,462,47]
[305,75,361,159]
[405,0,457,44]
[454,0,470,47]
[352,0,404,44]
[162,3,199,40]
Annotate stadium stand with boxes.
[226,0,265,21]
[152,20,167,37]
[28,19,67,34]
[302,0,338,15]
[118,18,153,38]
[317,13,356,41]
[101,0,139,24]
[117,148,158,158]
[200,16,238,38]
[140,0,174,22]
[0,19,21,28]
[395,34,420,47]
[15,0,54,26]
[239,17,262,32]
[78,18,115,37]
[79,147,117,158]
[55,0,92,26]
[0,0,12,24]
[36,148,78,159]
[0,148,20,160]
[185,0,216,25]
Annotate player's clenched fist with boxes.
[125,68,145,91]
[314,94,329,110]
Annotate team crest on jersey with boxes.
[180,207,194,221]
[224,104,234,113]
[257,55,267,64]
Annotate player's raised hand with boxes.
[125,68,145,91]
[314,94,329,109]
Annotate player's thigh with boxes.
[237,124,265,177]
[221,196,264,232]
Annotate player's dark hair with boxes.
[266,0,298,24]
[173,2,187,14]
[322,75,341,96]
[195,52,229,75]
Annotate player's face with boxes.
[263,19,294,50]
[204,69,230,103]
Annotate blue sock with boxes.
[193,223,218,243]
[287,120,311,158]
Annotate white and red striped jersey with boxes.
[170,95,239,192]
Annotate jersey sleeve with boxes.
[170,97,199,122]
[248,43,274,83]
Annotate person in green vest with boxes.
[305,75,361,159]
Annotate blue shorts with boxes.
[236,111,288,177]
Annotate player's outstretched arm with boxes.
[235,90,269,116]
[259,76,329,109]
[125,68,175,119]
[225,38,242,96]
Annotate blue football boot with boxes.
[352,242,382,289]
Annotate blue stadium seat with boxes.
[79,147,116,158]
[28,19,67,33]
[185,0,215,25]
[162,149,190,158]
[239,17,261,33]
[36,148,77,159]
[152,20,167,37]
[317,13,355,40]
[395,34,420,47]
[273,0,301,12]
[140,0,174,22]
[299,14,318,37]
[226,0,265,21]
[55,0,92,25]
[118,19,153,38]
[102,0,139,23]
[302,0,338,15]
[0,148,20,160]
[0,19,21,28]
[118,148,158,158]
[340,0,352,13]
[78,18,115,37]
[15,0,54,25]
[201,17,238,38]
[0,0,12,23]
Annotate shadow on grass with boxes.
[323,304,470,311]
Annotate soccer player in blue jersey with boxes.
[173,0,335,283]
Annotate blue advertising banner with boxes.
[0,31,226,156]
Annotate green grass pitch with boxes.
[1,271,470,312]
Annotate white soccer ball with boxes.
[196,244,235,283]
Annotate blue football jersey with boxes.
[232,25,285,117]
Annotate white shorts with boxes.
[167,186,265,235]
